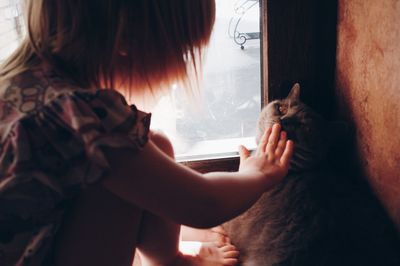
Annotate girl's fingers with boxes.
[257,126,272,155]
[225,250,240,258]
[220,244,237,252]
[238,145,250,161]
[275,131,287,157]
[223,258,239,266]
[280,140,294,167]
[266,124,281,155]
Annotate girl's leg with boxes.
[180,226,230,244]
[136,211,239,266]
[54,183,143,266]
[135,212,180,265]
[135,132,238,266]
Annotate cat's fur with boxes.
[223,84,400,266]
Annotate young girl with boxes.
[0,1,293,265]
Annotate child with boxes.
[0,0,293,265]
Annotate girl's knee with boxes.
[149,130,175,159]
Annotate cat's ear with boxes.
[287,83,301,101]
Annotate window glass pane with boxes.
[151,0,261,160]
[0,0,24,63]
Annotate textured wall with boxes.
[336,0,400,228]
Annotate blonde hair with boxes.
[0,0,215,96]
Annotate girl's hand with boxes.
[238,123,294,190]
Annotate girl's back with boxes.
[0,67,151,265]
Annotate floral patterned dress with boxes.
[0,68,151,265]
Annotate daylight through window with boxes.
[151,0,262,161]
[0,0,24,63]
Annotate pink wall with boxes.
[336,0,400,228]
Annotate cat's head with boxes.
[256,83,345,171]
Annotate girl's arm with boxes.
[102,124,293,228]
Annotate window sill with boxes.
[177,136,256,173]
[180,156,240,173]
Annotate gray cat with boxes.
[223,83,400,266]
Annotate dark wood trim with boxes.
[260,0,269,107]
[180,157,240,174]
[266,0,338,119]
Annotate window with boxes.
[0,0,24,63]
[151,0,265,164]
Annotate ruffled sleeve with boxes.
[1,88,151,194]
[0,89,151,265]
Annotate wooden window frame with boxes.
[181,0,338,173]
